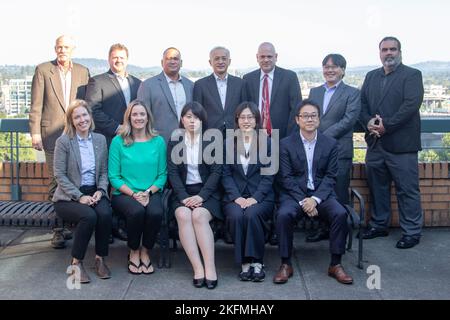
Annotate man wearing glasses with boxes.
[273,99,353,285]
[306,54,361,242]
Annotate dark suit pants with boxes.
[54,197,112,260]
[111,193,163,250]
[336,158,352,205]
[366,143,423,237]
[224,201,274,264]
[275,198,348,258]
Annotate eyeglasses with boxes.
[297,113,318,120]
[238,115,256,121]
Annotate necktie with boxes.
[261,74,272,135]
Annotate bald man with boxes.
[243,42,302,139]
[29,35,90,248]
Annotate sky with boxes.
[0,0,448,70]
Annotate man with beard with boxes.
[359,36,424,249]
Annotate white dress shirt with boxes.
[185,134,202,185]
[214,73,228,108]
[258,68,274,114]
[164,72,186,120]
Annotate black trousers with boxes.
[224,200,274,264]
[54,197,112,260]
[111,193,163,250]
[275,197,348,259]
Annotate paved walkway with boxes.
[0,227,449,300]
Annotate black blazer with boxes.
[193,74,246,130]
[278,130,338,203]
[222,137,275,203]
[243,66,302,138]
[359,63,424,153]
[86,70,141,144]
[167,138,222,204]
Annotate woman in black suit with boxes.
[167,102,222,289]
[222,102,275,282]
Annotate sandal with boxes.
[128,255,142,275]
[140,260,154,275]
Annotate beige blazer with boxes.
[29,60,90,152]
[52,132,109,202]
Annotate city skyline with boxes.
[0,0,449,70]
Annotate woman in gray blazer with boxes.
[53,100,112,284]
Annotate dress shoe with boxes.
[205,279,218,289]
[193,277,205,288]
[51,230,66,249]
[328,264,353,284]
[62,228,73,240]
[251,263,265,282]
[359,226,389,239]
[306,228,330,242]
[71,261,91,283]
[95,257,111,279]
[396,236,420,249]
[273,264,293,284]
[239,263,254,281]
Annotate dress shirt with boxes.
[114,72,131,105]
[214,73,228,108]
[57,61,73,109]
[185,134,202,185]
[322,80,341,114]
[164,72,186,120]
[239,140,252,175]
[299,131,321,205]
[77,133,96,186]
[258,69,274,114]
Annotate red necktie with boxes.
[261,74,272,135]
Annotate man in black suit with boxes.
[359,37,424,249]
[243,42,302,139]
[193,46,245,133]
[307,54,361,242]
[85,43,141,147]
[273,99,353,285]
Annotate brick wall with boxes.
[1,161,449,226]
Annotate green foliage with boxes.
[0,132,36,161]
[353,148,366,163]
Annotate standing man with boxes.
[29,35,90,248]
[193,46,245,133]
[243,42,302,139]
[137,47,194,143]
[307,54,361,242]
[86,43,141,147]
[273,99,353,285]
[359,36,424,249]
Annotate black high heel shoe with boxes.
[193,277,205,288]
[205,279,218,289]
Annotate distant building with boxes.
[1,76,32,115]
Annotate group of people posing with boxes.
[29,35,425,289]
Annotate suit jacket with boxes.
[137,72,194,143]
[29,60,90,152]
[222,137,274,203]
[278,130,338,203]
[167,138,222,207]
[243,66,302,138]
[52,132,109,202]
[85,70,141,145]
[360,63,424,153]
[309,81,361,159]
[193,74,245,130]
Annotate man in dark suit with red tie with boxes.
[243,42,302,139]
[273,99,353,285]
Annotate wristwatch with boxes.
[145,188,153,196]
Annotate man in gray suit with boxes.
[137,47,194,143]
[307,54,360,242]
[29,35,90,248]
[193,46,245,133]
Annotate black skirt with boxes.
[170,183,222,220]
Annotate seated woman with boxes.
[222,102,275,282]
[167,101,222,289]
[53,99,112,284]
[108,100,167,275]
